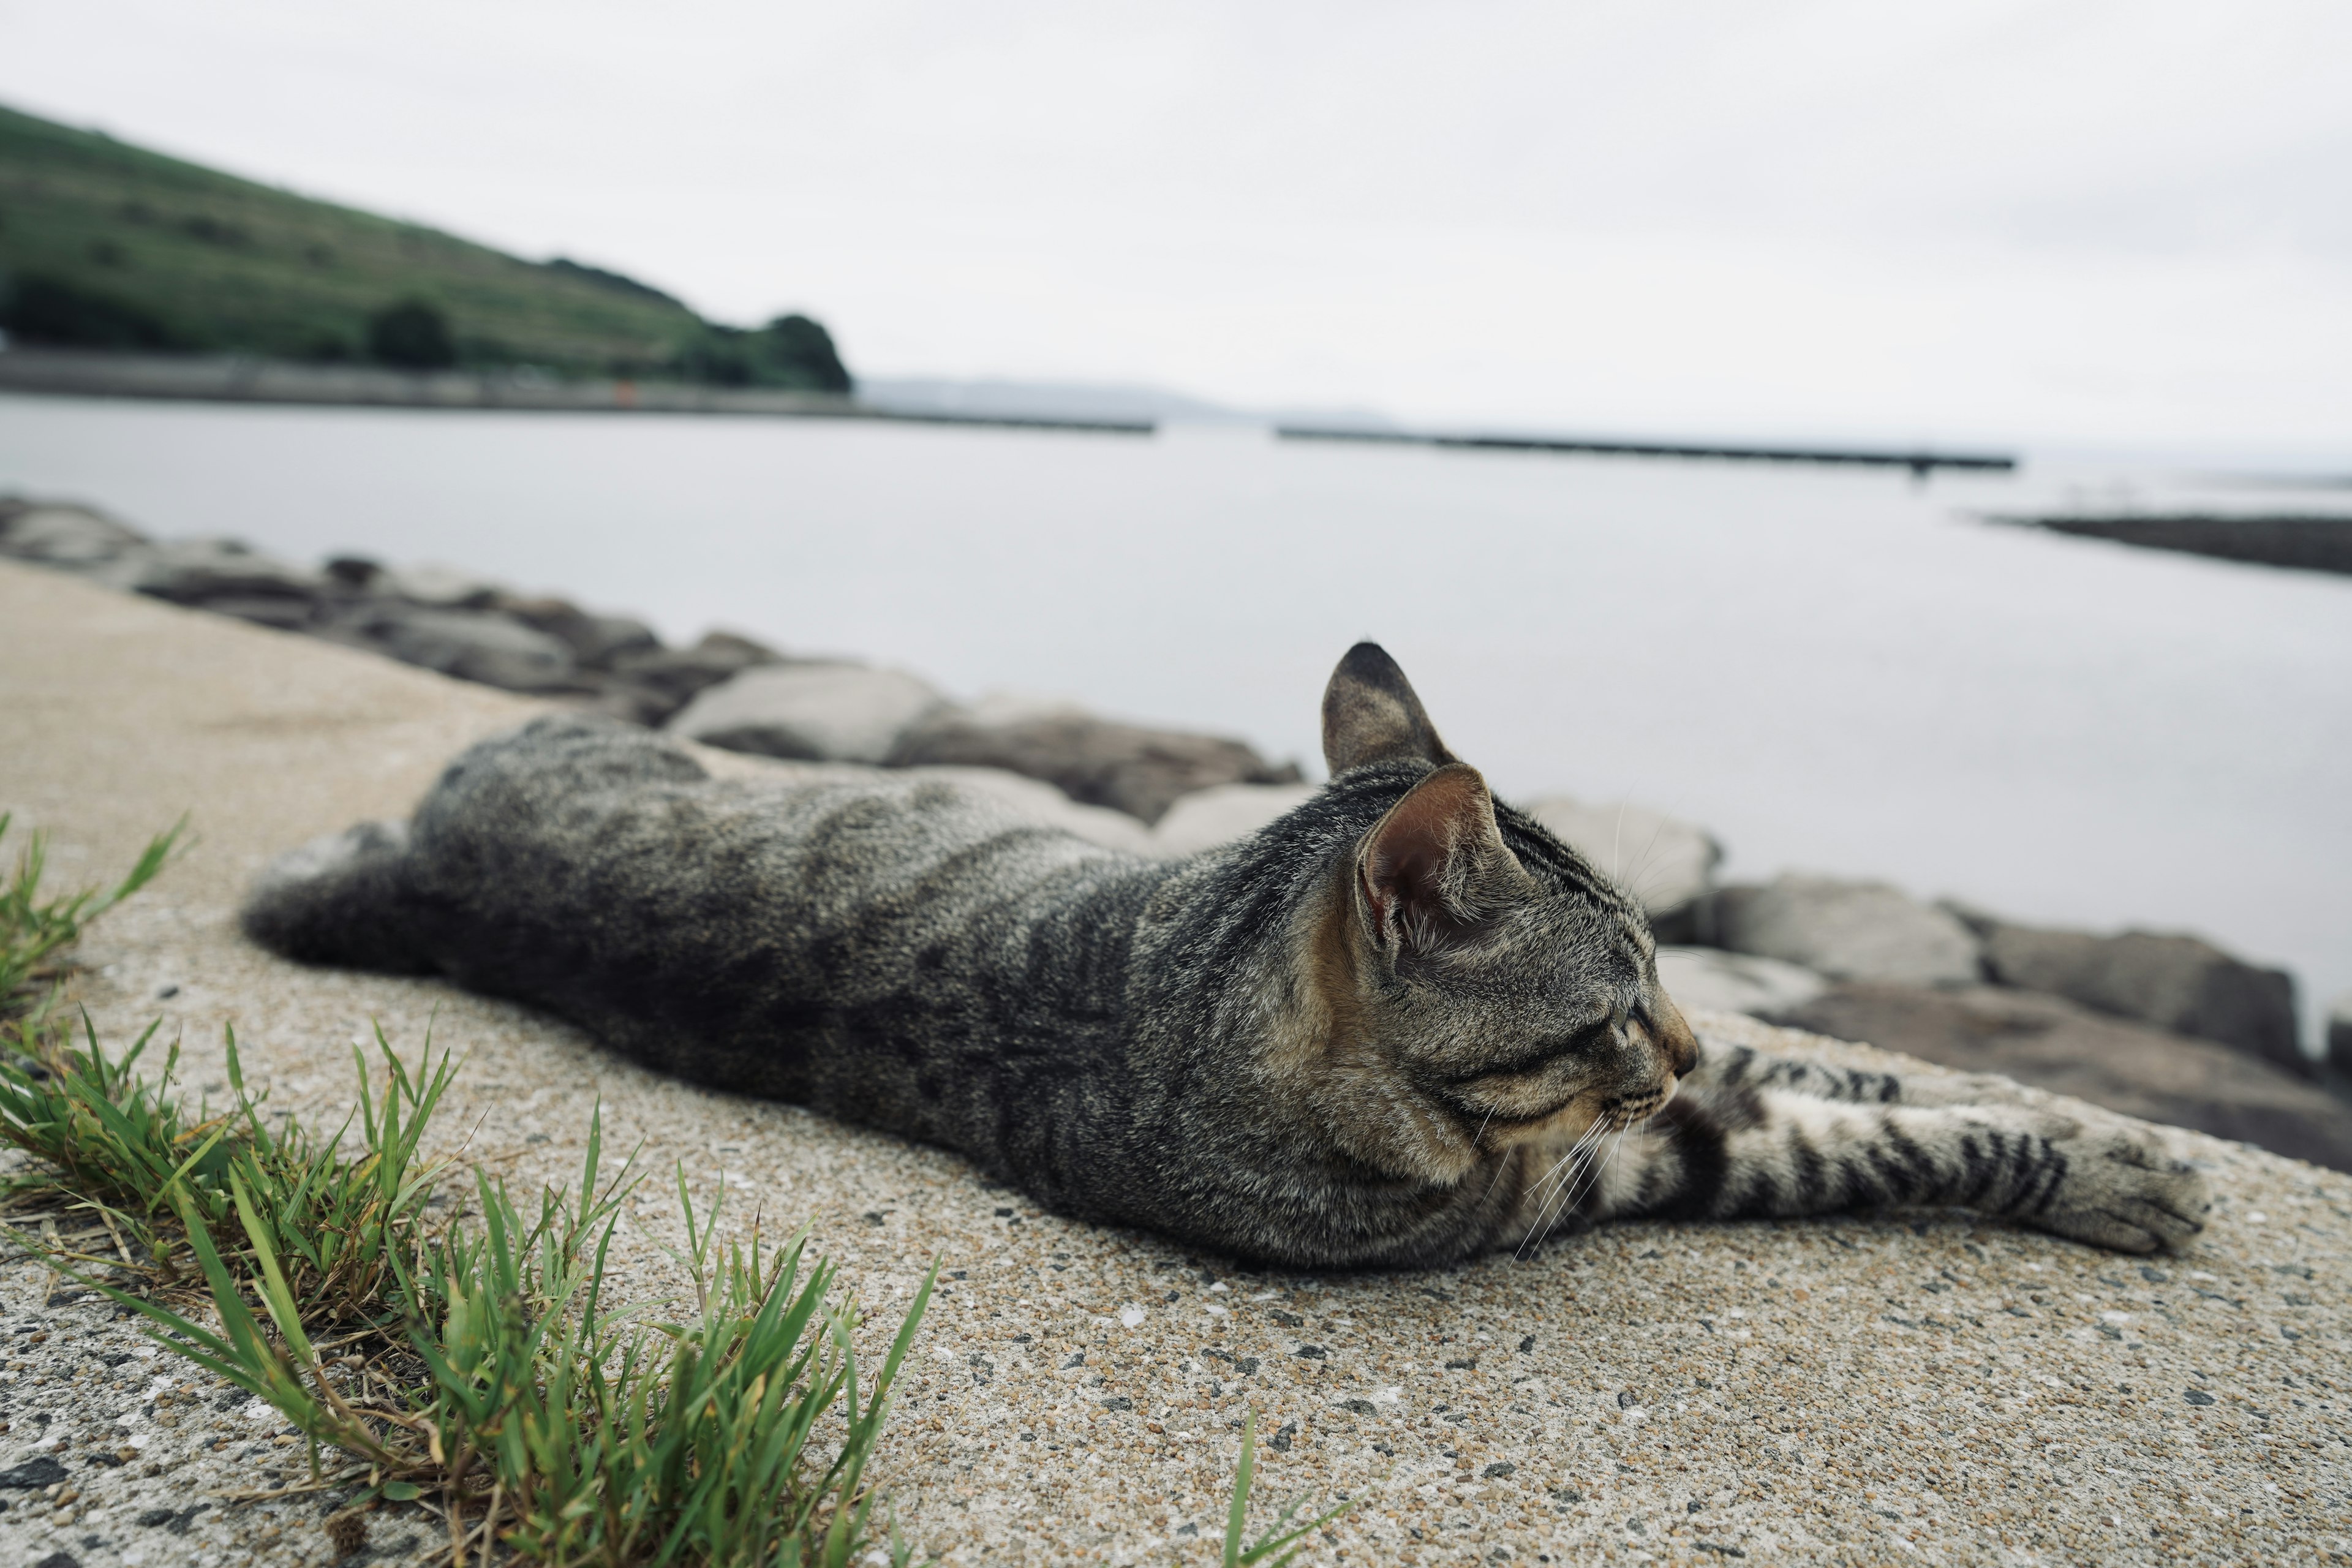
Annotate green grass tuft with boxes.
[0,811,177,1035]
[3,1023,930,1566]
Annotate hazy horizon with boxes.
[4,1,2348,453]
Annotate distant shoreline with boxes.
[0,347,1159,435]
[1,347,2030,475]
[1987,510,2352,578]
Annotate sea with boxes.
[4,391,2348,1047]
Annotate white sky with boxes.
[4,1,2348,448]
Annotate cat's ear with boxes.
[1322,642,1458,775]
[1359,762,1526,952]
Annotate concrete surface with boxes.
[1,560,2346,1566]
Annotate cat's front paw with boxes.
[2029,1121,2211,1254]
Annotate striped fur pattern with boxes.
[241,643,2208,1264]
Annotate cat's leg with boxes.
[1685,1036,2037,1110]
[1518,1076,2211,1255]
[243,714,707,973]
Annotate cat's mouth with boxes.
[1596,1078,1675,1132]
[1429,1070,1679,1155]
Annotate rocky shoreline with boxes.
[8,492,2350,1170]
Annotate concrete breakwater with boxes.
[1281,423,2018,477]
[4,488,2349,1169]
[4,552,2350,1567]
[1992,511,2352,578]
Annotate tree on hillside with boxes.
[671,312,853,394]
[758,314,851,393]
[367,298,456,369]
[0,273,188,349]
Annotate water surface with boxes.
[5,393,2347,1044]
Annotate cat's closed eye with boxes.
[1451,1022,1613,1084]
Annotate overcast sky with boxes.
[5,1,2348,449]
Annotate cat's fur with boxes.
[242,643,2210,1265]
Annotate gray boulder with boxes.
[889,711,1300,824]
[1150,782,1320,856]
[908,766,1159,856]
[499,596,662,670]
[0,501,148,568]
[608,631,785,722]
[668,665,948,764]
[1655,947,1827,1018]
[2331,993,2352,1071]
[332,604,576,691]
[1708,875,1980,987]
[182,594,320,631]
[1771,982,2352,1174]
[1517,795,1721,922]
[1961,914,2302,1072]
[118,538,330,619]
[375,562,505,609]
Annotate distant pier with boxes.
[1278,424,2016,476]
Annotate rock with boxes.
[498,596,662,669]
[2329,993,2352,1072]
[607,631,785,722]
[1705,875,1980,988]
[331,604,576,691]
[323,554,385,589]
[0,501,148,568]
[1961,915,2302,1072]
[668,664,948,764]
[1656,947,1827,1018]
[696,630,783,665]
[1151,782,1320,856]
[890,712,1301,824]
[118,537,330,614]
[1516,795,1721,921]
[188,595,320,631]
[1770,982,2352,1173]
[910,766,1159,856]
[0,1454,70,1489]
[563,673,680,726]
[375,562,505,609]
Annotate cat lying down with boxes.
[242,643,2210,1267]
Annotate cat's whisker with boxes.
[1621,813,1672,906]
[1516,1143,1582,1257]
[1518,1117,1612,1256]
[1523,1130,1584,1201]
[1525,1124,1590,1197]
[1542,1124,1631,1250]
[1525,1118,1604,1202]
[1548,1121,1632,1247]
[1548,1136,1608,1237]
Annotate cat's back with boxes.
[411,714,1151,957]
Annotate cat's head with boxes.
[1303,643,1697,1181]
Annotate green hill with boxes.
[0,102,848,388]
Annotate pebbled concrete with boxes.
[1,559,2347,1567]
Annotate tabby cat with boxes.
[243,643,2209,1266]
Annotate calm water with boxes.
[6,393,2350,1045]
